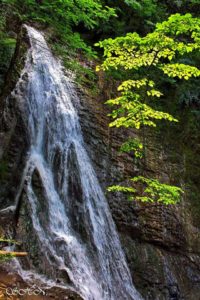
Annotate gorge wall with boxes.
[77,71,200,299]
[0,26,200,300]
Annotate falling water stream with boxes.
[12,25,142,300]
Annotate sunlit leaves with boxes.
[146,89,162,97]
[161,63,200,80]
[118,79,154,91]
[108,176,183,205]
[107,185,136,193]
[155,13,200,38]
[120,138,143,158]
[108,94,178,129]
[97,14,200,73]
[131,176,183,204]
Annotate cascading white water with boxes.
[13,25,143,300]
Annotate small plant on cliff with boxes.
[0,237,14,263]
[0,252,14,263]
[97,13,200,204]
[0,237,25,263]
[108,176,183,205]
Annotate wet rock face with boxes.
[77,81,200,299]
[0,27,30,230]
[66,144,92,244]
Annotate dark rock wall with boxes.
[0,26,30,233]
[77,77,200,300]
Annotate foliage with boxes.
[0,237,19,263]
[52,42,98,90]
[177,79,200,107]
[106,79,178,130]
[1,0,116,56]
[132,176,183,204]
[0,237,20,244]
[101,0,172,38]
[0,12,16,92]
[97,13,200,140]
[0,14,5,37]
[97,13,200,203]
[124,0,157,17]
[2,0,116,28]
[0,253,14,262]
[107,185,136,193]
[120,138,143,158]
[108,176,183,204]
[97,14,200,71]
[65,59,98,91]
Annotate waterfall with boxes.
[13,25,142,300]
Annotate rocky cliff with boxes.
[0,26,200,300]
[77,74,200,299]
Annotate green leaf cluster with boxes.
[120,138,143,158]
[97,14,200,72]
[107,90,177,129]
[132,176,183,204]
[107,185,136,193]
[108,176,183,205]
[0,10,16,92]
[0,253,14,263]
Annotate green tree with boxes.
[1,0,116,55]
[97,13,200,204]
